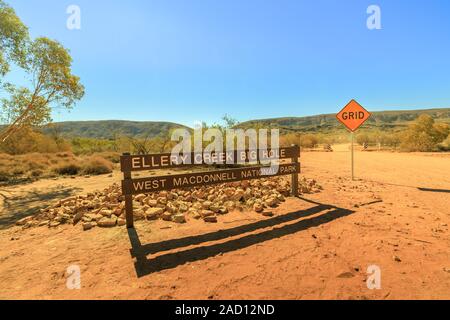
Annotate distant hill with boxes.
[2,108,449,140]
[238,108,450,134]
[41,120,189,139]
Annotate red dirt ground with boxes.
[0,150,449,299]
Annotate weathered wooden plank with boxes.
[120,146,300,172]
[121,163,300,195]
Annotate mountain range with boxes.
[32,108,450,139]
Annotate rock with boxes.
[27,177,320,230]
[218,207,228,215]
[132,200,142,208]
[232,189,245,201]
[178,203,189,212]
[98,217,117,228]
[224,188,235,197]
[146,207,164,220]
[210,204,221,213]
[38,220,49,227]
[16,216,33,226]
[82,222,94,231]
[113,208,123,217]
[202,201,213,210]
[262,211,274,217]
[264,197,278,208]
[241,180,250,188]
[49,221,61,228]
[135,194,146,202]
[166,204,177,214]
[58,213,71,223]
[99,209,113,217]
[172,214,186,224]
[162,212,173,221]
[23,221,34,229]
[223,201,235,211]
[73,211,85,225]
[393,255,402,262]
[157,197,168,205]
[87,213,103,222]
[253,203,264,213]
[203,216,218,223]
[168,192,178,201]
[188,209,202,220]
[134,209,146,220]
[201,210,215,218]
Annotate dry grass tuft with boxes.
[0,152,115,184]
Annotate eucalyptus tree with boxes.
[0,2,84,142]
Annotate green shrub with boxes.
[400,115,450,152]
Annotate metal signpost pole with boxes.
[351,132,355,181]
[291,144,299,196]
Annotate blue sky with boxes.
[6,0,450,126]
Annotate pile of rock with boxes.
[17,176,322,230]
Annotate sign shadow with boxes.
[127,200,354,277]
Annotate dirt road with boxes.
[0,150,449,299]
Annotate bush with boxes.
[70,137,117,155]
[95,151,121,163]
[300,134,319,149]
[81,156,113,175]
[53,163,81,175]
[438,135,450,151]
[0,127,71,155]
[280,133,301,147]
[0,170,10,182]
[30,169,44,177]
[400,115,450,152]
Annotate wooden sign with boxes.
[120,146,301,228]
[120,146,300,172]
[336,99,372,132]
[122,163,300,195]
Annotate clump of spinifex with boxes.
[17,177,322,230]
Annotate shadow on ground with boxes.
[0,186,82,230]
[128,198,355,277]
[361,179,450,194]
[417,187,450,194]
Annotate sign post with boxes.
[336,99,372,181]
[351,132,355,180]
[122,153,134,228]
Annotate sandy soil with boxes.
[0,149,449,300]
